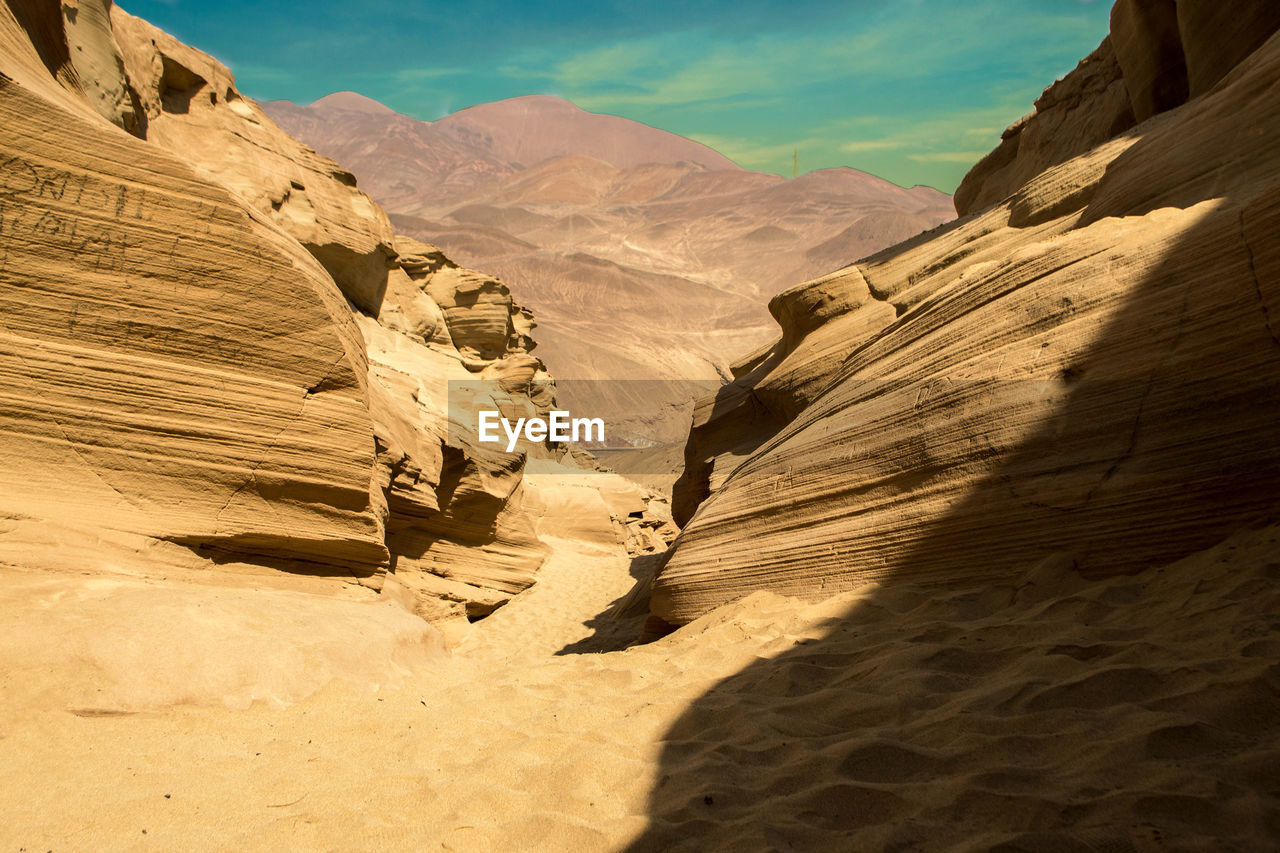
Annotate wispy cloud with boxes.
[393,67,470,83]
[132,0,1113,191]
[475,0,1109,188]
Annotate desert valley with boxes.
[2,0,1280,850]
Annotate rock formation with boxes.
[0,0,631,635]
[111,8,398,315]
[655,10,1280,625]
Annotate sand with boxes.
[2,489,1277,850]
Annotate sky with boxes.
[122,0,1114,192]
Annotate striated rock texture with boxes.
[957,1,1280,219]
[656,9,1280,625]
[954,37,1136,216]
[109,7,398,315]
[0,0,583,628]
[0,2,386,575]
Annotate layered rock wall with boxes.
[0,0,576,627]
[658,8,1280,625]
[111,7,398,315]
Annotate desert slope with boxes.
[265,94,955,444]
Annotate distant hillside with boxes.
[264,93,955,445]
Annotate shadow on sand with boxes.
[615,172,1280,848]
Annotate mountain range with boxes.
[264,93,954,443]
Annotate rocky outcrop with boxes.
[0,4,386,577]
[957,2,1280,219]
[424,267,536,362]
[955,38,1137,217]
[0,0,588,631]
[657,11,1280,625]
[110,7,397,315]
[1176,0,1280,97]
[1110,0,1186,122]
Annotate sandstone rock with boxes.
[2,0,142,134]
[380,266,452,345]
[0,1,575,633]
[672,266,896,525]
[1109,0,1187,122]
[358,313,554,625]
[110,7,397,315]
[954,38,1135,216]
[656,25,1280,625]
[0,9,387,578]
[61,0,143,133]
[1177,0,1280,97]
[425,266,535,362]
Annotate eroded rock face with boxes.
[0,0,580,630]
[0,9,387,577]
[954,37,1136,216]
[1110,0,1187,122]
[110,7,398,315]
[358,309,561,627]
[657,16,1280,625]
[1176,0,1280,97]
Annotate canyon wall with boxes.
[0,0,587,630]
[657,4,1280,625]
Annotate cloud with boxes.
[688,133,829,168]
[199,0,1111,191]
[907,150,991,164]
[393,67,469,83]
[526,0,1105,111]
[839,139,901,154]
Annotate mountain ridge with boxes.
[264,91,956,444]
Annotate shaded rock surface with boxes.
[658,11,1280,624]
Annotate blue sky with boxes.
[123,0,1113,191]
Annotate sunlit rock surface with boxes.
[0,0,627,637]
[658,16,1280,625]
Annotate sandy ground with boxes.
[2,505,1278,850]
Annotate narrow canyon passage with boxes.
[3,1,1280,849]
[5,491,1276,850]
[0,480,839,850]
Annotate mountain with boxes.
[263,93,955,445]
